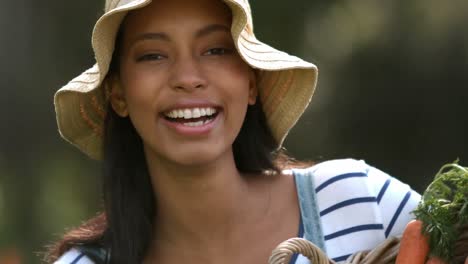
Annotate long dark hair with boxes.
[44,16,303,262]
[45,77,290,264]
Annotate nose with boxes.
[169,56,207,92]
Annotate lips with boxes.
[160,102,222,134]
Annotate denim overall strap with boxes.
[293,169,326,253]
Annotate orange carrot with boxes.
[395,220,430,264]
[425,257,446,264]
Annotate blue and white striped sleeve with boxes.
[366,164,421,238]
[304,159,421,263]
[311,159,385,262]
[54,248,95,264]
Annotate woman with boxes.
[48,0,421,263]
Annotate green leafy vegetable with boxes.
[413,160,468,263]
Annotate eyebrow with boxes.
[195,24,230,38]
[131,24,231,44]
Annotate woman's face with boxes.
[111,0,257,167]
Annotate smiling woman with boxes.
[46,0,422,263]
[111,0,257,168]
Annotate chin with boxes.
[170,145,230,167]
[146,142,234,168]
[173,156,219,167]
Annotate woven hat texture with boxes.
[54,0,318,160]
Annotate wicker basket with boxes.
[268,236,400,264]
[269,231,467,264]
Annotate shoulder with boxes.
[304,158,369,184]
[291,158,372,193]
[292,158,421,261]
[53,248,96,264]
[292,158,418,200]
[293,158,381,222]
[295,158,420,226]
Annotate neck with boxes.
[144,148,270,248]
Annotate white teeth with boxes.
[193,108,201,118]
[168,110,175,118]
[183,118,213,127]
[183,120,203,127]
[165,107,218,119]
[183,109,192,119]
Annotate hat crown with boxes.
[104,0,120,12]
[104,0,135,12]
[105,0,153,12]
[102,0,253,30]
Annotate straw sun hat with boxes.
[54,0,318,160]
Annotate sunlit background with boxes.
[0,0,467,263]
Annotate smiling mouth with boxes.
[163,107,220,127]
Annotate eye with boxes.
[204,48,232,56]
[136,53,166,62]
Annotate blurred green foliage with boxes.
[0,0,467,263]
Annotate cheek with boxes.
[119,67,167,140]
[224,62,253,106]
[121,65,166,109]
[214,61,253,130]
[209,57,252,93]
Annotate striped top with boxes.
[54,159,421,264]
[292,159,420,263]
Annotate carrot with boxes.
[395,220,430,264]
[425,257,446,264]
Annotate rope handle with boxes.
[268,238,335,264]
[269,236,401,264]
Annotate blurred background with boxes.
[0,0,467,263]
